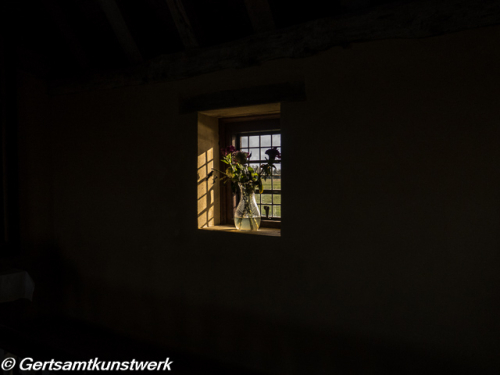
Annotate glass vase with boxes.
[234,183,261,231]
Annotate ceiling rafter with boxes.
[96,0,143,65]
[165,0,198,49]
[53,0,500,94]
[244,0,275,33]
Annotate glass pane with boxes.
[272,175,281,190]
[248,148,259,160]
[249,136,259,147]
[272,134,281,146]
[273,205,281,218]
[260,149,268,161]
[262,177,272,190]
[240,136,248,147]
[255,194,261,204]
[261,205,271,218]
[241,148,248,154]
[261,194,272,204]
[261,135,271,147]
[273,163,282,175]
[273,194,281,204]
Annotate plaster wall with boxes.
[18,25,500,373]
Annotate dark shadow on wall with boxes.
[0,243,81,323]
[3,278,493,375]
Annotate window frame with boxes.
[218,114,281,228]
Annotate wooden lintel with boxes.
[165,0,198,49]
[180,82,304,114]
[244,0,275,33]
[53,0,500,94]
[96,0,143,65]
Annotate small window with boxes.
[219,115,281,228]
[238,132,281,220]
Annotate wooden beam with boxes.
[244,0,275,33]
[96,0,143,65]
[41,0,90,69]
[53,0,500,93]
[339,0,371,12]
[180,82,305,114]
[165,0,198,48]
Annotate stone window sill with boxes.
[199,225,280,237]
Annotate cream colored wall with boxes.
[197,113,219,227]
[17,25,500,373]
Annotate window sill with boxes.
[199,225,280,237]
[260,219,281,228]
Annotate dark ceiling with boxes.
[3,0,404,79]
[3,0,499,90]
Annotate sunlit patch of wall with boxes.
[197,114,220,228]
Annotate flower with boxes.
[212,143,282,231]
[234,151,251,164]
[221,145,236,156]
[213,146,278,197]
[260,163,271,176]
[265,147,281,160]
